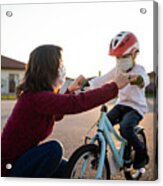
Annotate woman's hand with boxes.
[114,73,130,89]
[68,75,86,92]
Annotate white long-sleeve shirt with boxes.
[89,64,150,116]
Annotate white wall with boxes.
[1,69,25,94]
[60,78,74,94]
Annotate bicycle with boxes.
[66,80,149,180]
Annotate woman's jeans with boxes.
[10,140,67,178]
[107,104,144,151]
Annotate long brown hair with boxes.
[16,44,62,98]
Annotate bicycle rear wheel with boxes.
[66,144,110,179]
[123,130,149,180]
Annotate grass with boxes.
[1,94,16,100]
[145,91,156,98]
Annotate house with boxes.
[60,77,74,93]
[146,71,157,96]
[1,55,26,95]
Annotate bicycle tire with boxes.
[124,130,148,180]
[66,144,110,179]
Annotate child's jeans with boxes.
[107,104,144,151]
[10,140,67,178]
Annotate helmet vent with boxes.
[117,34,122,37]
[114,39,119,47]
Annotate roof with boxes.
[148,71,156,79]
[1,55,26,70]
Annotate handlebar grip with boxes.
[130,75,144,85]
[80,79,90,91]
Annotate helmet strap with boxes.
[126,66,134,73]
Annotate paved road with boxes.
[1,98,157,180]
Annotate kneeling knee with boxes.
[45,140,63,158]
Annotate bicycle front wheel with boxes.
[66,144,110,179]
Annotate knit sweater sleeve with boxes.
[55,89,70,121]
[32,82,118,115]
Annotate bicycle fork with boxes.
[90,131,107,179]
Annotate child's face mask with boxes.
[55,65,66,87]
[116,55,134,72]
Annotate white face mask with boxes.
[55,65,66,87]
[116,56,134,72]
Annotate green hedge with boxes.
[1,95,16,100]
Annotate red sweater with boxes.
[1,82,118,176]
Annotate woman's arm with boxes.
[55,75,85,121]
[32,82,118,115]
[55,114,64,121]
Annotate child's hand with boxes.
[68,75,86,92]
[129,75,144,88]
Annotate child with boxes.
[89,31,150,169]
[1,44,130,177]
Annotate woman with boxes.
[1,44,130,177]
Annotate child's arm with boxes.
[89,68,116,89]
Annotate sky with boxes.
[1,1,154,78]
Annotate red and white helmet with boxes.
[109,31,139,57]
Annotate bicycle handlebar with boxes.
[80,75,143,91]
[80,79,90,91]
[129,75,144,85]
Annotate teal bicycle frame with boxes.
[82,105,127,179]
